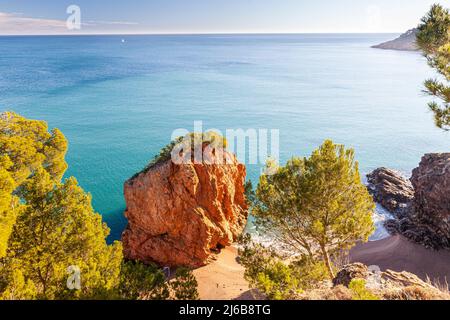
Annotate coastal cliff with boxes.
[122,141,248,268]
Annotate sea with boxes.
[0,34,448,241]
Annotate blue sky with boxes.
[0,0,448,35]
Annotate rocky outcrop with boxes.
[366,168,414,216]
[397,153,450,249]
[122,143,248,268]
[411,154,450,236]
[303,263,449,300]
[333,263,369,287]
[334,263,435,290]
[332,263,449,300]
[372,29,419,51]
[370,153,450,249]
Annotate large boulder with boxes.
[122,143,248,268]
[366,168,414,216]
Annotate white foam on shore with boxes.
[370,204,393,241]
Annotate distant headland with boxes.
[372,29,419,51]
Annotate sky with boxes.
[0,0,448,35]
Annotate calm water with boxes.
[0,34,448,241]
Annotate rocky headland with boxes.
[372,29,419,51]
[122,141,248,268]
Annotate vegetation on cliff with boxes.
[417,4,450,131]
[130,132,228,181]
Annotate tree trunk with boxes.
[321,245,335,279]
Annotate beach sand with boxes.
[350,235,450,284]
[193,246,260,300]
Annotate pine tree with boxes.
[253,140,375,278]
[0,112,122,299]
[169,268,200,300]
[416,4,450,131]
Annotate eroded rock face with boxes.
[411,153,450,240]
[371,153,450,249]
[122,146,248,268]
[366,168,414,216]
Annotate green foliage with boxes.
[0,112,122,300]
[349,279,380,301]
[131,131,228,180]
[0,112,68,186]
[239,237,299,300]
[256,262,298,300]
[290,256,331,290]
[239,235,329,300]
[0,111,69,258]
[118,262,199,300]
[0,268,37,300]
[244,180,256,207]
[0,156,17,258]
[169,268,199,300]
[118,261,169,300]
[253,140,375,279]
[417,4,450,130]
[4,171,123,299]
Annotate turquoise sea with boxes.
[0,34,448,241]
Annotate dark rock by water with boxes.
[368,153,450,249]
[366,167,414,217]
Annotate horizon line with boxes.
[0,31,403,37]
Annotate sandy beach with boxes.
[193,246,259,300]
[350,235,450,284]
